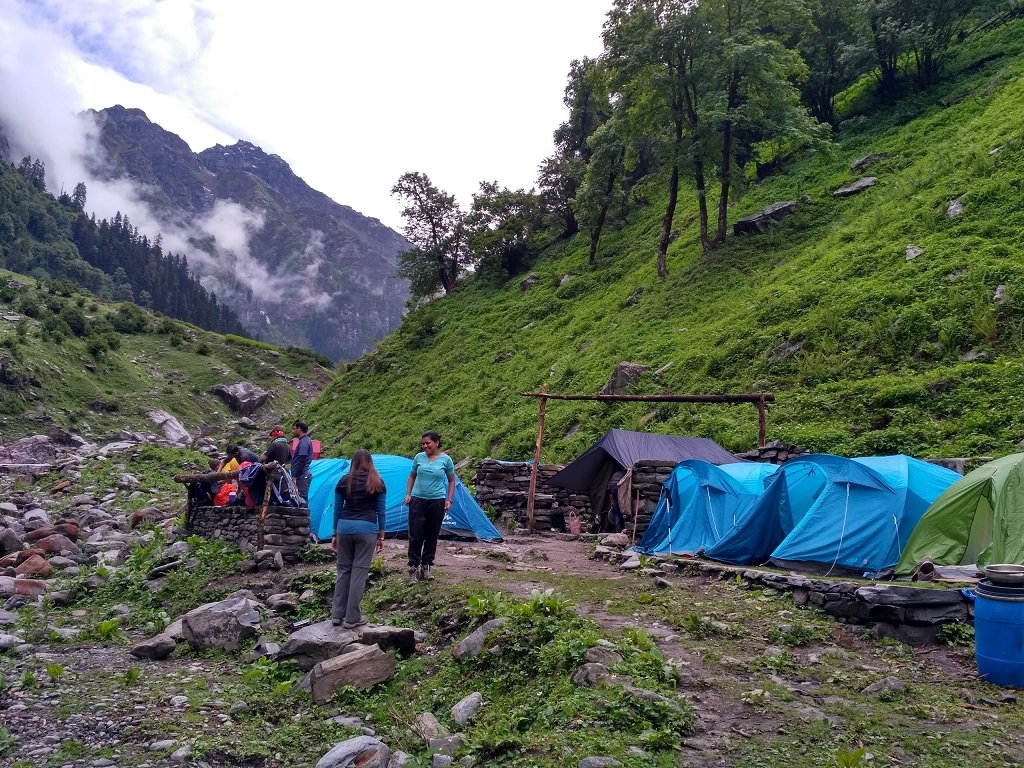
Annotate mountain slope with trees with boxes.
[0,158,243,334]
[89,107,410,361]
[304,5,1024,464]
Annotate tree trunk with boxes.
[693,156,711,253]
[657,163,679,278]
[715,73,741,245]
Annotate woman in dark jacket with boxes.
[331,449,386,628]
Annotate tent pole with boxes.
[526,385,548,533]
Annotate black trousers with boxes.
[408,497,446,568]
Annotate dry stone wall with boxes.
[474,460,591,530]
[189,505,309,562]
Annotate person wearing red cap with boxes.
[261,426,292,465]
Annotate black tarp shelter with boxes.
[547,429,741,525]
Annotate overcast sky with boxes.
[0,0,611,232]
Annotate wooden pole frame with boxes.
[518,389,775,532]
[525,385,548,532]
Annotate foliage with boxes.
[123,668,142,686]
[306,19,1024,465]
[935,620,974,646]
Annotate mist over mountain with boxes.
[87,106,409,360]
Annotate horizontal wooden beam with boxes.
[519,391,774,404]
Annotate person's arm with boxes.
[331,481,346,550]
[404,461,417,505]
[375,488,386,553]
[444,472,455,511]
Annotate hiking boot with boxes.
[407,567,419,585]
[419,565,434,581]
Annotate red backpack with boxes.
[291,438,322,459]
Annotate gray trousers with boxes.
[332,533,376,624]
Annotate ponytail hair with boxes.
[347,448,384,494]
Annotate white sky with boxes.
[0,0,611,231]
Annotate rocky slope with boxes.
[90,106,409,361]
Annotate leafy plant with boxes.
[465,591,507,620]
[45,663,65,683]
[936,621,975,647]
[516,588,573,617]
[18,671,38,690]
[95,618,121,641]
[836,747,867,767]
[123,668,142,686]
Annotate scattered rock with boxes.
[131,633,177,661]
[947,197,964,217]
[520,273,540,293]
[861,676,906,695]
[315,736,390,768]
[733,200,801,235]
[579,758,623,768]
[601,362,650,395]
[452,618,508,660]
[146,409,192,445]
[181,596,263,652]
[412,712,449,742]
[212,381,270,416]
[833,177,877,197]
[850,152,890,172]
[279,621,417,669]
[905,244,924,261]
[451,692,484,726]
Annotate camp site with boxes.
[4,2,1024,767]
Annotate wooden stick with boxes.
[525,385,548,533]
[256,468,276,551]
[757,394,768,448]
[173,461,279,484]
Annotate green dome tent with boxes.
[896,453,1024,573]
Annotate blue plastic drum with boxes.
[974,580,1024,687]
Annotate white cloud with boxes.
[0,0,610,229]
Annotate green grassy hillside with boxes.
[307,22,1024,464]
[0,270,333,442]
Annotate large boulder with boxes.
[315,736,390,768]
[601,362,650,395]
[309,643,396,702]
[131,633,177,660]
[181,596,263,651]
[212,382,270,416]
[147,410,192,445]
[733,200,801,235]
[0,435,60,465]
[0,576,46,597]
[278,621,417,670]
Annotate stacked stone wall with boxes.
[474,460,592,530]
[189,505,310,562]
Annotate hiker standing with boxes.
[291,420,314,507]
[331,449,386,628]
[404,430,455,584]
[261,426,292,465]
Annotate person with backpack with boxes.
[403,430,455,584]
[331,449,386,628]
[291,420,314,507]
[261,426,292,465]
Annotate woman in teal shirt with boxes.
[404,430,455,584]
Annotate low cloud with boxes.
[0,3,330,316]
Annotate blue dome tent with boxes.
[705,454,959,575]
[307,454,502,543]
[636,461,778,555]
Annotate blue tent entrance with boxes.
[705,454,959,575]
[635,461,778,556]
[307,454,503,543]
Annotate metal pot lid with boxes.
[984,564,1024,586]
